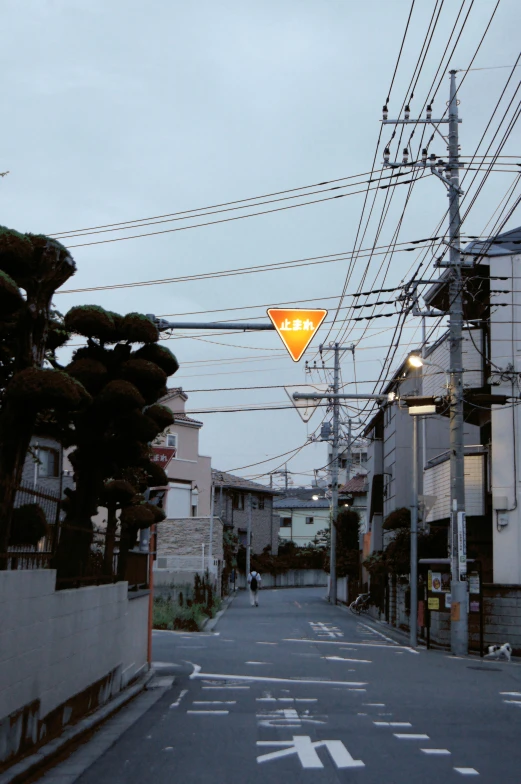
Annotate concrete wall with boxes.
[236,569,328,589]
[0,571,148,766]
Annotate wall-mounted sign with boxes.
[267,308,327,361]
[428,597,439,610]
[151,446,176,468]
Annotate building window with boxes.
[232,493,245,510]
[305,516,314,525]
[166,432,178,450]
[258,496,265,510]
[38,448,59,478]
[280,517,291,528]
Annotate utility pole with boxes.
[246,492,252,578]
[410,413,419,648]
[346,418,353,481]
[382,71,468,655]
[295,345,364,604]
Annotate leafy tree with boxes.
[52,306,179,579]
[321,509,361,578]
[0,228,86,559]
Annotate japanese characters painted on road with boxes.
[267,308,327,362]
[257,736,364,770]
[151,446,176,468]
[284,383,329,422]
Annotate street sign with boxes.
[267,308,327,361]
[457,511,467,580]
[151,446,176,468]
[284,384,330,422]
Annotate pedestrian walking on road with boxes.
[248,570,261,606]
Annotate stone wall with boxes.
[0,571,148,768]
[156,516,224,561]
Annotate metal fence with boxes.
[2,485,149,590]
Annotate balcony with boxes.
[423,445,488,524]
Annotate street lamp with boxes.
[312,494,319,501]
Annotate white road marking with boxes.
[202,686,250,690]
[257,642,278,645]
[163,746,173,751]
[296,698,318,703]
[257,698,277,702]
[374,722,412,727]
[192,701,236,705]
[500,691,521,696]
[454,768,479,775]
[357,621,400,646]
[257,736,364,769]
[349,688,366,692]
[503,699,521,705]
[169,689,188,708]
[364,703,385,707]
[191,670,366,687]
[284,639,418,653]
[152,661,182,669]
[246,661,268,665]
[278,698,295,702]
[394,734,429,740]
[421,749,451,755]
[324,656,372,663]
[187,710,229,715]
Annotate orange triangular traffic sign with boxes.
[267,308,328,362]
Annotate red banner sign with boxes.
[151,447,176,468]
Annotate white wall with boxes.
[423,455,485,523]
[0,571,148,763]
[489,252,521,583]
[277,508,329,546]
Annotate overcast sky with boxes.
[3,0,520,487]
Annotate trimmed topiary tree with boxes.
[0,227,86,560]
[52,305,177,580]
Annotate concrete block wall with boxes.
[0,571,148,767]
[157,516,224,560]
[236,569,328,589]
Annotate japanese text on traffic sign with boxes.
[267,308,327,362]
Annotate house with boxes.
[156,388,213,517]
[274,496,330,546]
[153,389,220,585]
[328,438,370,486]
[212,470,280,555]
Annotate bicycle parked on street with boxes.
[349,592,371,615]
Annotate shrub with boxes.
[134,343,179,375]
[9,504,48,546]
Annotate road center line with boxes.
[421,749,451,755]
[191,670,367,687]
[394,734,429,740]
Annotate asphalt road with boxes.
[46,587,521,783]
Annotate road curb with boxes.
[202,591,237,631]
[0,669,156,784]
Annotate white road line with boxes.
[202,686,251,690]
[257,642,278,645]
[246,661,268,665]
[284,639,418,653]
[364,703,385,706]
[169,689,188,709]
[421,749,451,755]
[192,701,236,705]
[500,691,521,696]
[357,621,401,646]
[324,656,372,663]
[349,688,366,692]
[296,699,318,703]
[191,671,367,687]
[187,710,229,715]
[454,768,479,775]
[394,734,429,740]
[374,722,412,727]
[256,698,277,702]
[503,699,521,705]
